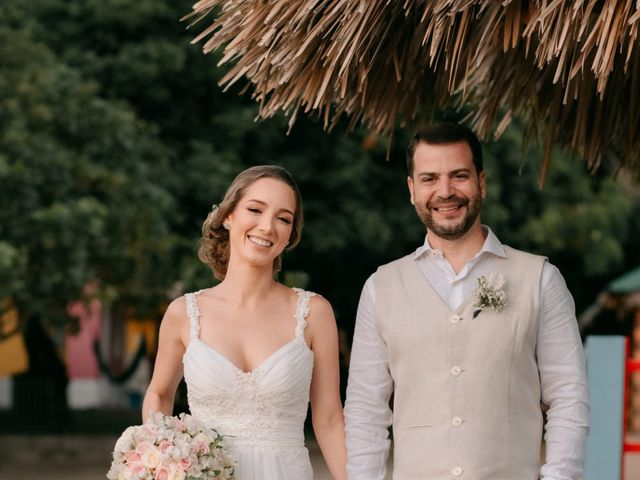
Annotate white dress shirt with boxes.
[345,227,589,480]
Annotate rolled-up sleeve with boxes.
[344,275,394,480]
[538,263,590,480]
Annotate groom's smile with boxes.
[430,197,467,215]
[424,193,480,240]
[408,141,485,241]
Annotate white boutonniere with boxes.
[472,273,508,318]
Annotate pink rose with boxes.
[155,463,185,480]
[180,455,193,470]
[154,465,170,480]
[158,440,172,452]
[136,441,154,455]
[193,432,210,454]
[124,451,142,465]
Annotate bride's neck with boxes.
[216,264,280,307]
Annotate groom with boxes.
[344,122,589,480]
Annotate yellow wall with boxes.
[0,302,28,376]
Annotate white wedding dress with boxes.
[183,288,316,480]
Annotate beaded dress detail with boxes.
[183,288,316,480]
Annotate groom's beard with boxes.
[416,193,482,240]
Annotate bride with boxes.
[142,165,347,479]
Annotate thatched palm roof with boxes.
[186,1,640,182]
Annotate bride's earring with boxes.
[223,221,231,230]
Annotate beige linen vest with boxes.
[375,246,545,480]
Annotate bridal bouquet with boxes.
[107,411,235,480]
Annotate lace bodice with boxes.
[182,288,316,450]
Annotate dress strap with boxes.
[292,288,317,340]
[184,292,202,341]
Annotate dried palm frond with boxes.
[185,0,640,182]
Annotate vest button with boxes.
[452,466,463,476]
[450,366,462,376]
[451,416,463,426]
[450,314,461,324]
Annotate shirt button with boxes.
[452,466,463,476]
[450,366,462,376]
[452,416,463,426]
[430,250,438,257]
[450,314,461,324]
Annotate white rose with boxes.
[114,426,137,452]
[141,446,162,470]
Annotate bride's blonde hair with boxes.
[198,165,303,280]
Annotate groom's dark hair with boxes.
[406,122,484,176]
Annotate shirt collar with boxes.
[413,225,507,260]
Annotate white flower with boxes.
[114,426,136,453]
[140,445,162,469]
[473,273,508,317]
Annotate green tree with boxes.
[0,26,176,325]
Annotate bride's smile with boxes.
[247,235,273,247]
[225,177,296,269]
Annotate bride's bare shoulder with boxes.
[165,295,188,318]
[159,295,191,337]
[305,293,336,326]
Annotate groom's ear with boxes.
[479,171,486,199]
[407,176,415,205]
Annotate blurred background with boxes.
[1,0,640,478]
